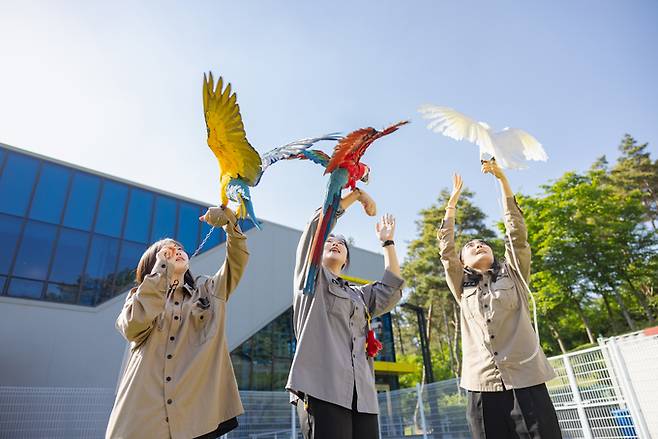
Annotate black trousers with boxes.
[467,383,562,439]
[192,417,239,439]
[296,391,378,439]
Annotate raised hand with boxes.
[448,173,463,208]
[481,158,506,180]
[357,189,377,217]
[376,214,396,242]
[199,205,237,227]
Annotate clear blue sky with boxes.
[1,0,657,259]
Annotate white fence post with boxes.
[562,355,594,439]
[415,383,428,439]
[604,337,652,439]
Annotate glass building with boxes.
[0,143,254,306]
[1,142,407,391]
[231,306,400,391]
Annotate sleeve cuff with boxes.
[381,270,404,290]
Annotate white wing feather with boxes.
[489,128,548,169]
[418,105,495,158]
[419,104,548,169]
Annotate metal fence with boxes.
[1,331,657,439]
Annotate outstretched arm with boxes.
[437,174,465,302]
[482,159,531,281]
[200,206,249,301]
[360,214,404,317]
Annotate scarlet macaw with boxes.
[203,71,339,228]
[303,121,409,295]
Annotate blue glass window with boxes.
[81,234,119,306]
[124,189,153,243]
[62,172,100,231]
[12,221,57,280]
[49,228,89,285]
[7,278,44,299]
[29,163,71,224]
[177,203,200,253]
[95,181,128,238]
[45,283,78,303]
[114,241,146,293]
[0,214,23,275]
[150,196,177,242]
[0,153,39,216]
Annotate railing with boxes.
[1,330,657,438]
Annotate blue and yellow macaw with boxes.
[203,71,340,229]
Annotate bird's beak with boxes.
[360,167,370,184]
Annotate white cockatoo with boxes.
[418,104,548,169]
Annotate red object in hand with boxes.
[366,329,383,358]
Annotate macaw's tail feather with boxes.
[303,204,336,295]
[303,170,346,295]
[242,196,262,230]
[227,178,262,230]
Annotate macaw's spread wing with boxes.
[203,72,262,185]
[260,134,341,173]
[301,149,331,167]
[325,121,408,174]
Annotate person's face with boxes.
[461,239,494,271]
[322,236,348,270]
[164,241,189,275]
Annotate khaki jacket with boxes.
[106,222,248,439]
[286,209,404,414]
[438,196,555,392]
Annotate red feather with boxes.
[324,121,409,175]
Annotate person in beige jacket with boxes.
[437,160,561,438]
[106,206,249,439]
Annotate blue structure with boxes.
[0,143,253,307]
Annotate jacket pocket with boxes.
[461,287,479,320]
[326,283,353,318]
[190,296,218,345]
[491,276,519,310]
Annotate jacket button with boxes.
[166,376,171,382]
[174,316,179,320]
[167,354,172,359]
[174,301,179,305]
[494,352,498,356]
[486,319,491,323]
[484,304,489,308]
[167,399,173,404]
[170,336,175,341]
[490,334,495,339]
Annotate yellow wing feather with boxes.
[203,72,262,188]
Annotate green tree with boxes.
[519,167,656,350]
